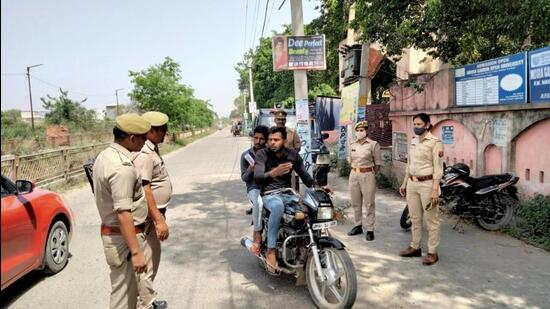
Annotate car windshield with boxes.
[259,114,297,129]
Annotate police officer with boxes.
[399,113,443,266]
[347,121,382,241]
[92,113,151,309]
[274,110,301,152]
[132,111,171,309]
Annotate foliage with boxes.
[506,194,550,251]
[41,88,98,131]
[0,110,36,139]
[308,83,338,102]
[354,0,550,65]
[129,57,214,129]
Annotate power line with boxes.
[250,0,261,50]
[29,74,116,98]
[260,0,271,39]
[278,0,286,10]
[265,0,276,36]
[1,73,26,76]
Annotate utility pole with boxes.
[115,88,124,116]
[26,63,43,131]
[290,0,308,102]
[247,61,255,132]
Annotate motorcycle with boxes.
[241,187,357,309]
[400,163,519,231]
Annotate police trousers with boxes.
[406,179,441,254]
[137,216,164,309]
[349,170,376,231]
[101,233,147,309]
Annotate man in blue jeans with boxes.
[240,125,269,256]
[254,126,316,274]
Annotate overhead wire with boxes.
[265,0,276,36]
[250,0,261,50]
[260,0,271,39]
[29,74,116,98]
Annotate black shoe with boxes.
[153,299,168,309]
[347,225,363,236]
[366,231,374,241]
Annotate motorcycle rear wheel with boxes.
[476,193,516,231]
[306,248,357,309]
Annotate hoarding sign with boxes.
[272,35,326,71]
[455,52,527,105]
[340,81,359,125]
[529,46,550,103]
[441,126,454,145]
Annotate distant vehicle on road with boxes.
[218,123,223,130]
[1,175,74,291]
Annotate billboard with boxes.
[340,81,359,125]
[272,35,326,71]
[529,46,550,103]
[455,52,527,106]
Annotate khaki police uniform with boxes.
[133,139,172,308]
[348,137,381,231]
[132,111,172,309]
[405,131,443,254]
[285,127,301,151]
[93,113,151,309]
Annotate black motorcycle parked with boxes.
[400,163,520,231]
[241,187,357,309]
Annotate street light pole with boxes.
[115,88,124,116]
[26,63,43,131]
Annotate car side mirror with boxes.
[15,180,34,195]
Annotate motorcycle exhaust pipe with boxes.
[241,236,254,251]
[240,236,294,275]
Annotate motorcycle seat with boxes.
[468,174,513,189]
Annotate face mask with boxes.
[414,127,426,135]
[356,131,367,140]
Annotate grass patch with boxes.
[505,194,550,251]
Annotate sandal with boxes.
[265,259,280,276]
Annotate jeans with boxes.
[247,189,262,232]
[262,194,296,249]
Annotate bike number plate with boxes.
[312,220,337,230]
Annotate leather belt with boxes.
[353,167,373,173]
[410,175,433,182]
[101,223,146,235]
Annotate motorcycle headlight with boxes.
[317,207,333,220]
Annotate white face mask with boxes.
[356,131,367,140]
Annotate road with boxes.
[2,128,550,308]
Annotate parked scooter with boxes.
[400,163,519,231]
[241,187,357,309]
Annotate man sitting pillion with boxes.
[253,126,318,275]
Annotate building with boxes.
[20,110,47,124]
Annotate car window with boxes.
[1,177,16,198]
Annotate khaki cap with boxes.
[142,111,169,126]
[354,120,368,130]
[274,110,287,118]
[115,113,151,135]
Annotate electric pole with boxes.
[26,63,43,131]
[290,0,308,102]
[115,88,124,116]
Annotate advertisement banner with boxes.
[296,99,310,123]
[315,96,342,132]
[455,52,527,105]
[272,35,326,72]
[529,46,550,103]
[441,126,454,145]
[340,82,359,125]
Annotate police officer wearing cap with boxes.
[132,111,171,309]
[399,113,443,266]
[347,120,381,241]
[92,113,151,309]
[274,110,301,152]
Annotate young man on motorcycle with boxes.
[240,125,269,256]
[253,126,317,274]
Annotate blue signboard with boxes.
[338,125,347,160]
[529,46,550,103]
[441,126,454,145]
[455,52,527,106]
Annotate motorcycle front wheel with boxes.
[306,248,357,309]
[476,193,516,231]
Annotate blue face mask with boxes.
[414,127,426,135]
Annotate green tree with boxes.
[41,88,97,130]
[354,0,550,65]
[0,109,34,139]
[129,57,214,129]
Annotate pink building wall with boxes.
[432,120,477,174]
[484,145,503,175]
[513,118,550,197]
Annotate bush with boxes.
[338,159,351,178]
[506,194,550,251]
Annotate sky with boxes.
[1,0,320,117]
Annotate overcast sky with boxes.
[1,0,319,117]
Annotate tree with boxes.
[354,0,550,65]
[41,88,97,130]
[129,57,214,129]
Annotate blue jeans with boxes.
[262,194,296,249]
[247,189,262,232]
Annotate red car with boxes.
[1,175,73,291]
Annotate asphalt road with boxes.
[2,128,549,308]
